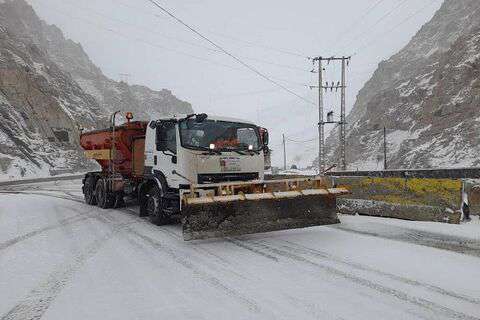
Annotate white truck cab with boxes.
[144,113,267,189]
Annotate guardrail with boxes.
[327,168,480,179]
[0,174,85,187]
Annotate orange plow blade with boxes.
[181,177,349,241]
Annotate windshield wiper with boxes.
[196,146,222,155]
[225,149,247,155]
[236,144,260,155]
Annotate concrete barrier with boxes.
[333,176,463,224]
[328,168,480,179]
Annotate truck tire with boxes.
[95,179,115,209]
[138,183,150,217]
[83,175,97,205]
[146,185,171,226]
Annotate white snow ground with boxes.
[1,179,480,320]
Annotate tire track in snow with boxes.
[332,224,480,258]
[0,191,104,252]
[284,295,347,320]
[0,191,84,204]
[250,240,480,320]
[0,210,97,251]
[1,220,136,320]
[127,229,265,315]
[90,210,259,305]
[280,240,480,306]
[226,239,279,262]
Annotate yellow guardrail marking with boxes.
[337,177,462,208]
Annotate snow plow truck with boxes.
[80,112,348,240]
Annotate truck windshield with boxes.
[179,119,260,152]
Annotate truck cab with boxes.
[138,113,270,225]
[144,114,268,189]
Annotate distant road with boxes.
[0,174,84,187]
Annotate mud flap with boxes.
[182,189,346,241]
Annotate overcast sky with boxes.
[27,0,442,168]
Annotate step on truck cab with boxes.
[81,112,348,240]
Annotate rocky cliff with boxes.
[325,0,480,170]
[0,0,192,179]
[0,15,104,177]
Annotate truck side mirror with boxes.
[262,130,269,146]
[195,113,208,123]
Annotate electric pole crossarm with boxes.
[312,57,349,62]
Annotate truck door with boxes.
[155,121,180,187]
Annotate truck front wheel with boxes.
[146,186,171,226]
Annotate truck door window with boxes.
[156,121,177,153]
[165,123,177,154]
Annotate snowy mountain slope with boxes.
[0,18,104,178]
[0,0,193,179]
[325,0,480,170]
[0,0,193,120]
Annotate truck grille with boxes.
[197,173,259,184]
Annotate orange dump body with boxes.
[80,121,148,178]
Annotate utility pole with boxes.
[383,126,387,170]
[318,59,324,174]
[282,133,287,170]
[311,56,350,174]
[340,58,347,171]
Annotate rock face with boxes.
[0,0,192,178]
[325,0,480,170]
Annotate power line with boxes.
[207,31,310,59]
[353,0,442,55]
[209,87,282,101]
[33,2,311,89]
[145,0,316,106]
[108,0,309,59]
[50,0,310,73]
[31,2,237,69]
[336,0,410,54]
[326,0,387,51]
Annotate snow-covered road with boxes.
[1,180,480,320]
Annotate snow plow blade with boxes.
[181,177,349,241]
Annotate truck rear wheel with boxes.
[146,186,171,226]
[83,175,97,205]
[95,179,115,209]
